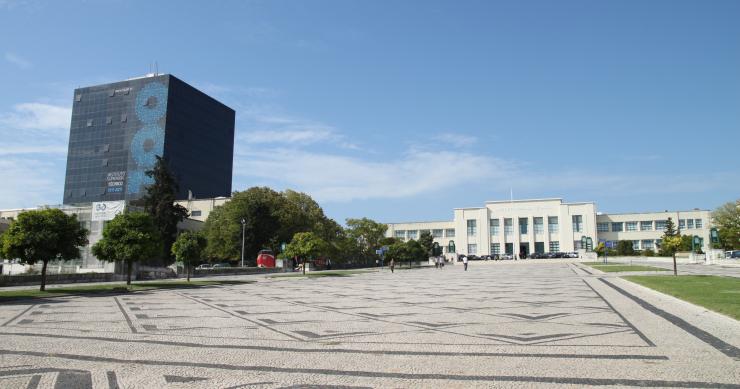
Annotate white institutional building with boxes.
[0,197,713,272]
[384,198,712,258]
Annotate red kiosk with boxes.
[256,249,276,268]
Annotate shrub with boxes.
[642,249,655,257]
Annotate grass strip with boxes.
[624,275,740,321]
[0,280,251,301]
[588,265,669,273]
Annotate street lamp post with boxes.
[240,218,246,268]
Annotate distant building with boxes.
[63,74,235,205]
[385,198,712,257]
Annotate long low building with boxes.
[384,198,711,258]
[0,201,202,273]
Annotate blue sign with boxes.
[605,241,615,249]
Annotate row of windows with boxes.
[475,216,569,236]
[488,242,562,255]
[84,114,129,127]
[602,240,659,250]
[75,87,132,102]
[394,228,455,239]
[598,219,703,233]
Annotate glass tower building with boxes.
[63,74,235,205]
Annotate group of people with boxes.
[434,256,446,269]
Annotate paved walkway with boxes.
[1,262,738,388]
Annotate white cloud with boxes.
[4,52,32,69]
[245,128,336,144]
[0,102,71,132]
[0,158,63,208]
[0,144,67,155]
[232,139,740,204]
[432,133,477,148]
[237,109,359,149]
[234,147,516,202]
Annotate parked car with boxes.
[730,250,740,259]
[565,252,579,258]
[480,255,492,261]
[467,255,482,261]
[501,254,514,260]
[195,264,212,270]
[212,263,231,269]
[528,252,546,259]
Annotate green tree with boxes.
[202,187,285,263]
[171,231,207,282]
[284,231,328,274]
[661,235,682,276]
[712,200,740,250]
[202,187,343,264]
[138,156,189,266]
[664,217,678,238]
[345,218,388,255]
[659,217,680,256]
[418,231,434,256]
[616,240,635,256]
[1,209,88,291]
[92,212,162,286]
[679,235,694,252]
[386,240,426,268]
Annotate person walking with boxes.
[463,255,468,271]
[390,258,395,273]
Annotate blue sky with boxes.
[1,0,738,224]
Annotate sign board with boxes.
[91,201,125,221]
[105,171,126,194]
[605,241,615,249]
[375,249,383,255]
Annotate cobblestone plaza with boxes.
[1,262,738,388]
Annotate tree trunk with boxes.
[187,263,191,282]
[40,260,48,291]
[672,253,677,276]
[303,259,306,275]
[127,260,133,286]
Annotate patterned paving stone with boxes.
[0,261,739,388]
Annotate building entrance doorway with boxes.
[519,243,529,258]
[505,243,514,255]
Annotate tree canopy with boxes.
[284,231,328,274]
[92,212,162,285]
[202,187,340,263]
[713,200,740,250]
[345,217,388,257]
[138,156,189,266]
[386,239,426,267]
[1,208,88,291]
[418,231,434,256]
[172,231,207,281]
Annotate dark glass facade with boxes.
[63,74,235,204]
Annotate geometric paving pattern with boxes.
[0,261,739,388]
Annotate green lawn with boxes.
[0,280,250,301]
[624,275,740,320]
[587,264,669,273]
